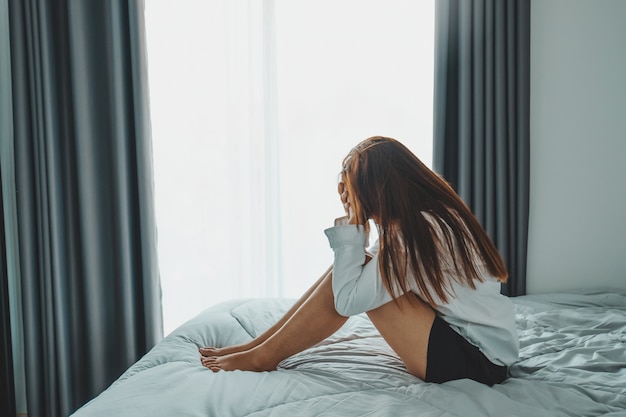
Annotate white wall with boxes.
[527,0,626,293]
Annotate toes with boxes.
[200,357,222,372]
[201,361,220,372]
[201,356,219,367]
[199,347,219,356]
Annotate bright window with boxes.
[145,0,434,335]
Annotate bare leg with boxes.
[199,265,332,358]
[366,292,435,380]
[202,269,348,371]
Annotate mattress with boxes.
[72,290,626,416]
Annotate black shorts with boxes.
[425,315,508,386]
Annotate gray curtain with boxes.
[7,1,162,416]
[0,171,16,417]
[0,0,16,412]
[433,0,530,296]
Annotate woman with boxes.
[200,136,518,385]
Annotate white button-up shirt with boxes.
[325,222,519,367]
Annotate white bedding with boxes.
[72,291,626,417]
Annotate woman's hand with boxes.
[334,181,370,247]
[335,181,357,226]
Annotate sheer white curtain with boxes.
[145,0,434,335]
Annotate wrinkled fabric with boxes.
[72,292,626,417]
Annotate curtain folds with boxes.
[0,172,16,417]
[7,0,162,416]
[1,1,16,414]
[433,0,530,296]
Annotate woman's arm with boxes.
[325,226,393,316]
[327,180,394,316]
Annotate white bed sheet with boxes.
[72,291,626,417]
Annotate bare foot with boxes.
[198,346,228,357]
[198,342,254,358]
[200,348,277,372]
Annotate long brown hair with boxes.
[342,136,508,304]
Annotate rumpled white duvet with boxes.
[72,290,626,417]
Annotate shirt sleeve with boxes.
[324,225,394,316]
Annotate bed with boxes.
[71,290,626,417]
